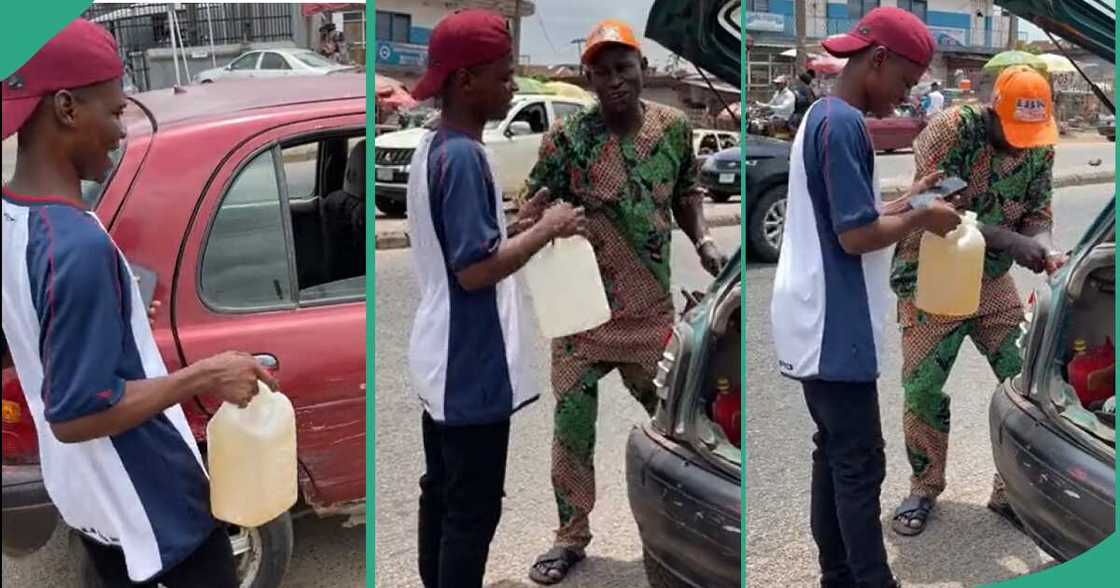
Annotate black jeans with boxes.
[802,379,894,588]
[418,412,511,588]
[81,525,237,587]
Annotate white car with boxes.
[373,94,594,217]
[194,48,354,84]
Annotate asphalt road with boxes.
[744,185,1113,587]
[374,226,743,588]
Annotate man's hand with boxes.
[538,202,587,240]
[192,351,278,409]
[979,224,1049,274]
[1045,252,1069,276]
[907,170,946,200]
[517,187,552,224]
[147,300,161,327]
[699,241,727,277]
[917,200,961,237]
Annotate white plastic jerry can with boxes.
[521,236,612,339]
[915,211,986,317]
[207,380,298,528]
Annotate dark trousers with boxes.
[81,525,237,588]
[418,412,511,588]
[802,379,895,588]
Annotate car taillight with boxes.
[2,368,40,464]
[653,329,681,401]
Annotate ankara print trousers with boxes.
[901,305,1023,503]
[550,361,658,551]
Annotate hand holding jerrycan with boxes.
[521,236,611,338]
[207,380,298,528]
[915,211,985,317]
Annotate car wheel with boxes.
[375,195,407,218]
[748,185,786,263]
[709,191,734,204]
[642,548,690,588]
[70,513,294,588]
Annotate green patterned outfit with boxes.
[891,105,1054,500]
[519,101,703,551]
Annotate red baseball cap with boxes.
[822,7,935,67]
[2,19,124,140]
[411,10,512,101]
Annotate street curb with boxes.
[374,171,1112,251]
[374,212,743,251]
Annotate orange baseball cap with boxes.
[992,66,1057,149]
[582,20,640,65]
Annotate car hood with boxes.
[374,127,427,150]
[745,134,790,158]
[647,0,741,87]
[711,146,740,161]
[995,0,1114,63]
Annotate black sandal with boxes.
[529,546,585,585]
[892,495,933,536]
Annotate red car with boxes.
[2,76,367,587]
[865,104,927,153]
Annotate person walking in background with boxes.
[889,65,1066,537]
[769,9,960,588]
[1,19,277,588]
[519,18,727,584]
[925,81,945,116]
[403,10,586,588]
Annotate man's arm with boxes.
[456,204,583,291]
[840,204,959,255]
[671,119,725,276]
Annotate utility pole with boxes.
[572,38,586,75]
[795,0,807,72]
[512,0,523,73]
[1007,13,1019,50]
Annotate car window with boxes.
[260,52,291,70]
[512,102,549,134]
[229,52,259,71]
[699,134,719,155]
[78,144,125,208]
[719,133,738,149]
[552,102,583,123]
[291,50,337,69]
[282,143,318,201]
[201,149,293,309]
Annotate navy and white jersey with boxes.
[770,98,893,383]
[406,129,535,426]
[1,190,214,582]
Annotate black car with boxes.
[742,134,790,263]
[989,0,1116,563]
[699,146,740,204]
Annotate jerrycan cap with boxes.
[962,211,978,223]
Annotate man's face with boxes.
[988,109,1025,154]
[586,45,644,114]
[865,48,925,118]
[58,79,127,182]
[463,53,516,122]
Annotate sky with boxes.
[519,0,675,68]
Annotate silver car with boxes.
[194,48,354,83]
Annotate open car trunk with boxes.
[687,282,741,474]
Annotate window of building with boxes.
[848,0,881,19]
[746,0,769,11]
[896,0,927,21]
[376,11,411,44]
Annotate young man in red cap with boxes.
[404,9,586,588]
[769,8,960,587]
[889,65,1066,537]
[518,19,727,584]
[2,19,276,587]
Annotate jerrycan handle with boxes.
[961,211,978,224]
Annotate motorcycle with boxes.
[748,104,795,140]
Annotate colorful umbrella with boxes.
[543,81,592,100]
[376,75,417,112]
[806,54,847,75]
[983,51,1047,73]
[1037,53,1077,74]
[514,76,551,95]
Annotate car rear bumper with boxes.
[626,424,740,588]
[699,169,740,195]
[2,463,58,557]
[374,183,407,203]
[989,382,1115,562]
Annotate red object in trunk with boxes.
[2,369,38,464]
[711,379,740,448]
[1069,338,1115,407]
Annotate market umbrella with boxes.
[515,76,551,94]
[543,81,592,100]
[1038,53,1077,73]
[806,54,847,75]
[983,50,1047,73]
[376,74,417,112]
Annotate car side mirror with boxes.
[507,121,532,138]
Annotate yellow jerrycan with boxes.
[521,236,612,338]
[207,380,298,527]
[915,211,986,317]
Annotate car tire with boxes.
[642,548,690,588]
[709,191,734,204]
[747,185,786,263]
[375,195,407,218]
[70,513,294,588]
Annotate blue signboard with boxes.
[376,41,428,67]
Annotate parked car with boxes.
[699,146,740,203]
[628,1,743,586]
[694,128,739,166]
[2,76,367,588]
[373,94,593,217]
[988,0,1115,563]
[194,48,355,84]
[743,134,791,263]
[1098,113,1115,142]
[865,103,927,153]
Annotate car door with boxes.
[257,51,294,79]
[226,51,261,80]
[488,100,550,198]
[173,115,366,509]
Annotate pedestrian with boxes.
[1,19,278,588]
[521,19,728,584]
[925,81,945,115]
[889,65,1066,536]
[792,71,818,129]
[769,9,960,588]
[403,10,586,588]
